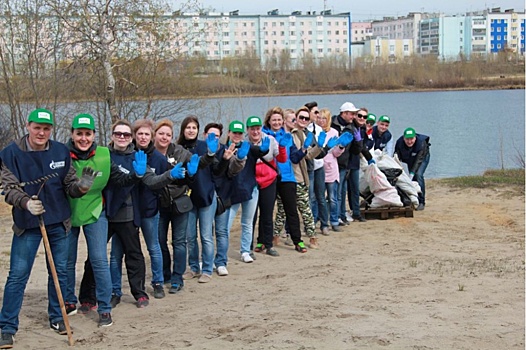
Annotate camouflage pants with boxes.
[274,182,316,237]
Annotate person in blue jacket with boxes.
[109,119,170,300]
[370,115,394,156]
[0,108,98,347]
[395,127,430,211]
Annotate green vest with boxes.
[69,146,111,227]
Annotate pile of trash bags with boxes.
[359,150,421,209]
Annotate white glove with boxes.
[26,197,45,216]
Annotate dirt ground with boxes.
[0,180,524,349]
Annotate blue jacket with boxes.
[0,139,71,230]
[138,142,167,218]
[395,134,430,174]
[371,126,393,154]
[104,144,141,227]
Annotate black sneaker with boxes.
[50,320,72,335]
[266,247,280,257]
[153,283,165,299]
[352,215,367,222]
[98,313,113,327]
[78,302,96,314]
[416,203,425,211]
[0,333,14,349]
[110,295,121,309]
[65,302,77,316]
[169,283,183,294]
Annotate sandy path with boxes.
[0,181,523,349]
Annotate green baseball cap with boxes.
[404,127,416,139]
[72,113,95,130]
[378,115,390,123]
[366,113,376,124]
[27,108,54,125]
[229,120,245,133]
[246,116,262,128]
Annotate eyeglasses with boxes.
[113,131,132,139]
[366,120,375,125]
[298,115,310,121]
[356,114,367,119]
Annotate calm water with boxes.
[189,89,525,179]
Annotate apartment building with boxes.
[371,13,429,53]
[166,10,352,67]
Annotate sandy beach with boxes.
[0,180,524,349]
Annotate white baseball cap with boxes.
[340,102,360,113]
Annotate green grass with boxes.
[437,169,525,190]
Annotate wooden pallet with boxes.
[360,206,414,220]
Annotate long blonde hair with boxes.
[318,109,332,132]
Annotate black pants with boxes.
[277,182,303,245]
[253,180,277,248]
[79,221,148,303]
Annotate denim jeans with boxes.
[325,181,340,226]
[158,208,189,286]
[187,194,217,276]
[347,168,361,217]
[414,152,430,205]
[308,167,329,228]
[228,186,259,254]
[110,213,163,296]
[0,224,68,334]
[66,212,111,314]
[338,169,349,220]
[214,208,230,268]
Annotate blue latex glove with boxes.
[303,133,314,149]
[338,132,354,147]
[187,154,199,176]
[279,133,292,147]
[206,132,219,154]
[260,137,270,153]
[353,129,362,142]
[368,159,376,165]
[170,162,185,179]
[317,131,327,148]
[132,150,147,176]
[237,141,250,159]
[326,136,338,148]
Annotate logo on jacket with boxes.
[117,165,130,174]
[49,160,65,169]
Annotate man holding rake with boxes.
[0,108,98,349]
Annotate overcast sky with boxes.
[189,1,524,21]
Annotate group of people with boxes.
[0,102,430,349]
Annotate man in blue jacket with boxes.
[395,127,431,211]
[0,108,97,348]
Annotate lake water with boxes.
[190,89,525,179]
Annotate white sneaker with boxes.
[241,252,254,263]
[217,266,229,276]
[345,212,354,222]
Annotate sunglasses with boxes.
[313,111,320,115]
[356,114,368,119]
[298,115,310,121]
[290,118,297,123]
[113,131,133,139]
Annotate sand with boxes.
[0,180,524,349]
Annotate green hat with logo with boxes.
[246,116,262,128]
[27,108,54,125]
[72,113,95,130]
[366,113,376,124]
[404,127,416,139]
[229,120,245,133]
[378,115,390,123]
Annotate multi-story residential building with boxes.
[487,8,525,54]
[361,37,413,63]
[167,10,352,67]
[351,22,372,42]
[371,13,431,53]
